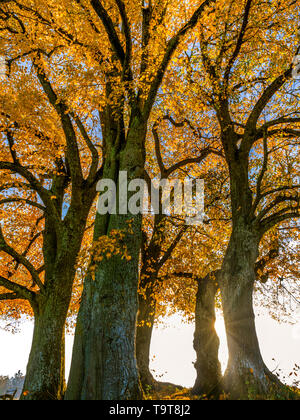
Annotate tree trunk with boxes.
[66,120,146,400]
[66,214,143,400]
[21,292,68,400]
[216,122,294,399]
[219,227,273,399]
[192,273,222,398]
[20,218,88,401]
[136,290,157,390]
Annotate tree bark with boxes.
[192,273,222,398]
[219,226,272,399]
[66,216,143,400]
[215,150,290,399]
[66,119,146,400]
[21,291,68,400]
[20,209,92,401]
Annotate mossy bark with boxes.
[219,227,270,399]
[217,151,287,399]
[219,160,285,399]
[21,291,68,400]
[66,215,143,400]
[21,196,94,400]
[66,117,146,400]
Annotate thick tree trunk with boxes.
[66,214,143,400]
[21,292,68,400]
[66,120,146,400]
[217,120,294,399]
[219,227,273,399]
[192,273,222,398]
[20,215,89,401]
[136,291,157,390]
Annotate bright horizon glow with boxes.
[0,312,299,388]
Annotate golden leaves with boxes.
[89,227,133,279]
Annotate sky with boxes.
[0,311,299,388]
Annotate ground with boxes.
[148,385,300,401]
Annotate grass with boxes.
[147,384,300,401]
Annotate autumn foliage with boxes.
[0,0,299,401]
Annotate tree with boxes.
[0,0,219,400]
[0,6,102,397]
[163,0,300,398]
[64,0,218,400]
[2,0,298,402]
[136,112,225,390]
[192,271,221,397]
[254,226,300,324]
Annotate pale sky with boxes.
[0,312,299,387]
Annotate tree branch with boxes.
[259,116,300,133]
[0,276,34,302]
[152,115,221,177]
[252,129,268,212]
[166,148,216,177]
[114,0,132,72]
[256,195,299,223]
[0,293,22,301]
[34,57,83,185]
[157,226,187,270]
[5,130,18,164]
[260,211,300,234]
[90,0,125,65]
[245,45,300,140]
[259,185,300,201]
[0,197,46,211]
[152,122,166,176]
[140,1,153,74]
[143,0,217,117]
[224,0,253,88]
[71,114,99,182]
[0,226,44,291]
[0,161,60,221]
